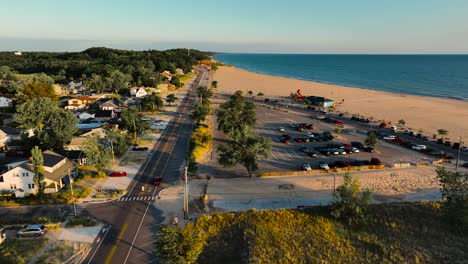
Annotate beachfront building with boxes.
[305,96,335,108]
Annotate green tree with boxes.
[0,66,16,80]
[16,82,58,103]
[85,73,106,93]
[365,131,377,147]
[437,129,449,141]
[110,70,131,93]
[191,102,210,124]
[257,92,264,96]
[170,77,182,88]
[107,129,131,156]
[436,167,468,232]
[31,146,45,199]
[211,80,218,88]
[166,94,178,106]
[217,127,271,177]
[121,107,149,142]
[248,90,253,96]
[31,73,54,87]
[44,110,78,150]
[15,97,57,134]
[141,94,163,112]
[216,91,256,136]
[156,224,203,264]
[331,172,372,226]
[196,86,212,102]
[82,136,112,174]
[211,62,218,74]
[397,119,406,128]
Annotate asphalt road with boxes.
[82,67,207,264]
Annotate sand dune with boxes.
[213,65,468,140]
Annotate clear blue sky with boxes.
[1,0,467,53]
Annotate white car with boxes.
[154,120,165,126]
[306,132,314,137]
[389,126,397,131]
[351,147,360,153]
[461,146,468,152]
[316,115,326,120]
[302,163,312,171]
[412,144,427,150]
[319,162,330,170]
[278,127,285,132]
[383,135,396,140]
[141,117,151,121]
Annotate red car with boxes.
[370,158,382,165]
[333,120,344,125]
[379,122,387,128]
[153,177,162,186]
[392,138,403,144]
[108,171,127,177]
[305,124,314,130]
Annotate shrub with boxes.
[331,172,372,226]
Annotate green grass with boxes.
[179,72,195,83]
[65,216,97,228]
[93,189,125,198]
[156,202,468,263]
[0,237,48,264]
[13,73,37,81]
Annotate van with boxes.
[17,224,47,237]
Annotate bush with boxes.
[65,216,96,228]
[331,172,372,226]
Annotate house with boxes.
[175,68,184,75]
[130,87,148,98]
[56,150,87,165]
[14,51,22,56]
[0,151,76,197]
[80,127,107,138]
[64,137,87,150]
[122,97,139,107]
[99,100,119,111]
[305,96,335,108]
[161,71,172,81]
[67,81,83,94]
[94,110,115,121]
[53,84,68,96]
[65,97,98,110]
[78,112,95,121]
[0,130,11,151]
[0,97,13,108]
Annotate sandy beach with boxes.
[213,65,468,140]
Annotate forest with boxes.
[0,47,209,87]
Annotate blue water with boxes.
[214,54,468,101]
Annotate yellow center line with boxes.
[105,223,128,264]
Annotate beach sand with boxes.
[213,65,468,140]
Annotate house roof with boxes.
[42,150,66,168]
[95,110,114,118]
[68,137,87,146]
[20,159,75,182]
[0,127,21,136]
[76,96,98,102]
[56,150,86,160]
[100,100,118,107]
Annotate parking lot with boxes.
[255,103,433,172]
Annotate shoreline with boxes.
[212,64,468,140]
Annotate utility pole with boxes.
[68,169,77,217]
[110,139,116,170]
[183,166,189,219]
[455,136,463,170]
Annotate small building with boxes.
[78,112,95,121]
[122,97,139,107]
[67,81,83,94]
[14,51,22,56]
[305,96,335,108]
[56,150,87,165]
[0,97,13,108]
[175,68,184,75]
[99,100,119,111]
[0,151,76,197]
[130,87,148,98]
[65,96,98,110]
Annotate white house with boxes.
[130,87,148,98]
[99,100,119,111]
[0,97,13,108]
[0,151,75,197]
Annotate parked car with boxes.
[444,141,452,147]
[278,127,285,132]
[302,163,312,171]
[383,135,396,140]
[379,122,387,128]
[154,120,165,126]
[412,145,427,150]
[17,224,47,237]
[351,147,360,153]
[132,146,149,151]
[294,138,303,143]
[306,152,318,158]
[319,162,330,170]
[389,126,397,131]
[337,149,346,155]
[141,116,151,121]
[316,115,326,120]
[282,134,291,140]
[391,138,403,144]
[452,143,461,149]
[305,124,314,130]
[109,171,127,177]
[370,158,382,165]
[363,146,375,153]
[461,146,468,152]
[335,160,351,168]
[436,139,444,144]
[462,163,468,168]
[281,138,289,144]
[153,177,162,186]
[351,141,364,149]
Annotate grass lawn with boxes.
[179,72,195,83]
[0,237,48,264]
[13,73,37,81]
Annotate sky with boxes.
[1,0,468,53]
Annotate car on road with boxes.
[319,162,330,170]
[132,146,149,151]
[278,127,285,132]
[153,177,162,186]
[383,135,396,140]
[17,224,46,237]
[351,141,364,149]
[302,163,312,171]
[109,171,127,177]
[154,120,165,126]
[363,146,375,153]
[370,158,382,165]
[412,144,427,150]
[141,116,151,121]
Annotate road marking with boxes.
[105,223,128,264]
[123,202,151,264]
[277,152,287,159]
[270,152,279,160]
[293,151,303,158]
[87,225,111,264]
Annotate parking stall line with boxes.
[292,151,303,158]
[276,152,287,159]
[270,152,279,160]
